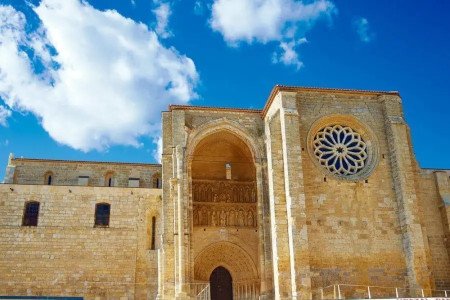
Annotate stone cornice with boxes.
[12,157,161,167]
[169,105,261,114]
[168,85,400,119]
[261,85,400,117]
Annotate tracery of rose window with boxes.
[313,125,368,176]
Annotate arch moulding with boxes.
[185,117,263,164]
[194,241,259,282]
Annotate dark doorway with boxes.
[210,266,233,300]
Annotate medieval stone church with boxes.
[0,85,449,299]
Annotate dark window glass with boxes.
[22,202,40,226]
[151,216,156,250]
[153,175,161,188]
[108,177,112,187]
[95,203,110,227]
[47,175,52,185]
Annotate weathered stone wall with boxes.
[5,157,161,188]
[1,87,449,299]
[0,184,162,299]
[417,170,450,289]
[295,91,409,291]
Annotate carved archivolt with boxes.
[194,242,258,282]
[192,180,257,227]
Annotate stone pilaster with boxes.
[381,95,432,293]
[279,93,311,299]
[160,110,189,299]
[264,92,311,299]
[160,111,175,299]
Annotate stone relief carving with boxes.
[192,180,256,203]
[192,179,257,227]
[193,204,257,227]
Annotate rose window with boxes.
[313,125,368,176]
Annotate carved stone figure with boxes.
[238,210,244,226]
[228,210,235,226]
[193,209,199,226]
[220,210,227,226]
[247,210,254,227]
[211,210,217,226]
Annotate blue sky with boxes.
[0,0,449,180]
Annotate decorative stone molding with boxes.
[186,117,263,163]
[194,241,258,282]
[192,179,257,227]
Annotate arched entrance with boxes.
[189,128,261,299]
[210,266,233,300]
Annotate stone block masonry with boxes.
[0,184,162,299]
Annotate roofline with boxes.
[12,157,161,167]
[262,85,400,117]
[169,86,401,117]
[421,167,450,171]
[169,105,261,114]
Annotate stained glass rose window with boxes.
[313,125,368,176]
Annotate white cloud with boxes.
[209,0,335,69]
[153,2,172,38]
[272,38,307,70]
[353,17,373,43]
[0,105,11,126]
[152,136,163,162]
[211,0,334,44]
[0,1,198,154]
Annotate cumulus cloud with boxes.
[353,17,373,43]
[153,2,172,38]
[0,1,198,153]
[210,0,335,69]
[0,105,11,126]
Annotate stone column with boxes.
[175,145,188,298]
[255,159,274,298]
[264,91,311,299]
[381,95,432,294]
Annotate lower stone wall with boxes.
[0,184,161,299]
[417,172,450,290]
[303,158,408,291]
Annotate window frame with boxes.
[94,203,111,227]
[44,171,54,185]
[22,201,40,227]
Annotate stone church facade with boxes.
[0,85,449,299]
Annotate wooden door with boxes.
[210,266,233,300]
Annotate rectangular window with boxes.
[128,177,140,188]
[78,176,89,186]
[95,203,111,227]
[22,202,40,226]
[151,216,156,250]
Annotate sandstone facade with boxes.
[0,86,449,299]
